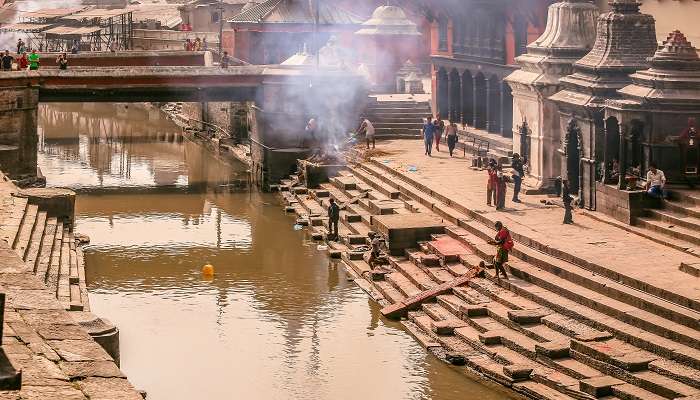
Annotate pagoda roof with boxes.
[227,0,362,25]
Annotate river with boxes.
[37,103,513,400]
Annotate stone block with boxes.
[373,214,446,256]
[574,331,613,342]
[346,251,364,261]
[368,199,403,215]
[507,309,549,324]
[345,214,362,223]
[427,236,471,262]
[479,331,502,345]
[292,187,308,194]
[345,234,367,245]
[309,217,324,227]
[535,341,570,359]
[332,176,357,190]
[430,319,468,336]
[503,364,533,382]
[579,376,624,398]
[680,262,700,277]
[313,190,329,198]
[421,254,441,267]
[458,304,488,318]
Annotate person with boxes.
[2,50,14,71]
[367,231,383,268]
[496,166,509,210]
[423,115,435,156]
[562,179,574,224]
[109,41,117,53]
[511,153,524,203]
[194,37,202,51]
[16,39,23,55]
[220,51,230,68]
[28,50,39,70]
[327,198,340,241]
[71,40,79,54]
[18,51,28,70]
[610,158,620,182]
[56,53,68,70]
[202,37,208,51]
[446,120,458,157]
[357,117,375,149]
[486,159,498,206]
[434,113,444,152]
[645,163,666,198]
[488,221,513,280]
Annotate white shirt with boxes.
[363,119,375,137]
[647,169,666,187]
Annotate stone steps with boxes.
[647,208,700,231]
[12,203,38,258]
[662,199,700,219]
[0,196,27,248]
[635,217,700,246]
[23,210,47,270]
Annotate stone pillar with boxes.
[459,74,465,125]
[447,73,454,121]
[472,75,480,128]
[618,126,627,189]
[486,77,501,134]
[0,87,39,181]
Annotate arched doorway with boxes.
[437,68,449,118]
[565,119,582,194]
[449,69,461,123]
[461,70,473,126]
[473,73,487,130]
[487,75,501,134]
[604,117,620,183]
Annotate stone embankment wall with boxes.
[0,172,142,399]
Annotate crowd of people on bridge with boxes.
[184,37,208,52]
[1,40,75,72]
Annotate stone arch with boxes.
[436,68,449,118]
[449,69,461,123]
[461,70,473,126]
[487,74,501,133]
[473,72,487,129]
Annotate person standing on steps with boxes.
[357,117,375,150]
[562,179,574,224]
[423,115,435,156]
[446,120,459,157]
[488,221,512,280]
[511,153,524,203]
[327,198,340,241]
[496,166,509,210]
[486,159,498,206]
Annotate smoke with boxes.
[0,0,85,50]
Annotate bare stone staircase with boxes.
[0,196,89,312]
[279,163,700,400]
[636,189,700,247]
[363,97,429,138]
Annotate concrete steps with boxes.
[363,98,429,139]
[635,217,700,245]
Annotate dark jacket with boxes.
[512,158,525,177]
[328,203,340,221]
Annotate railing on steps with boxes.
[460,133,490,158]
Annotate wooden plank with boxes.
[381,268,481,319]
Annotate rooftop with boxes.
[227,0,362,25]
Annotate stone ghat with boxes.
[278,166,700,400]
[0,173,142,399]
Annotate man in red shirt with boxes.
[488,221,513,280]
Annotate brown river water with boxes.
[37,103,514,400]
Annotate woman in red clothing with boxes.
[18,52,28,70]
[434,113,444,152]
[486,159,498,206]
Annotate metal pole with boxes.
[218,0,224,56]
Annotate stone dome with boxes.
[355,5,420,36]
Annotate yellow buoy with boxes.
[201,264,215,276]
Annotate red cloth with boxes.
[487,168,498,189]
[496,227,514,251]
[18,55,27,69]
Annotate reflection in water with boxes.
[37,104,513,400]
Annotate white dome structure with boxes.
[355,5,421,36]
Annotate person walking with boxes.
[357,117,375,149]
[486,159,498,206]
[328,198,340,241]
[220,51,231,68]
[446,120,458,157]
[434,113,444,152]
[562,179,574,224]
[511,153,525,203]
[2,50,14,71]
[488,221,513,280]
[56,53,68,70]
[423,115,435,156]
[496,166,509,210]
[28,50,39,70]
[18,51,28,70]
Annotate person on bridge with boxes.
[357,117,375,150]
[28,50,39,70]
[56,53,68,70]
[2,51,14,71]
[423,115,435,156]
[327,198,341,241]
[220,51,231,68]
[446,120,459,157]
[18,51,28,70]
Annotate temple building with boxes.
[431,0,555,137]
[604,30,700,191]
[505,0,598,190]
[550,0,657,209]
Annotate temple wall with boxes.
[0,87,38,179]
